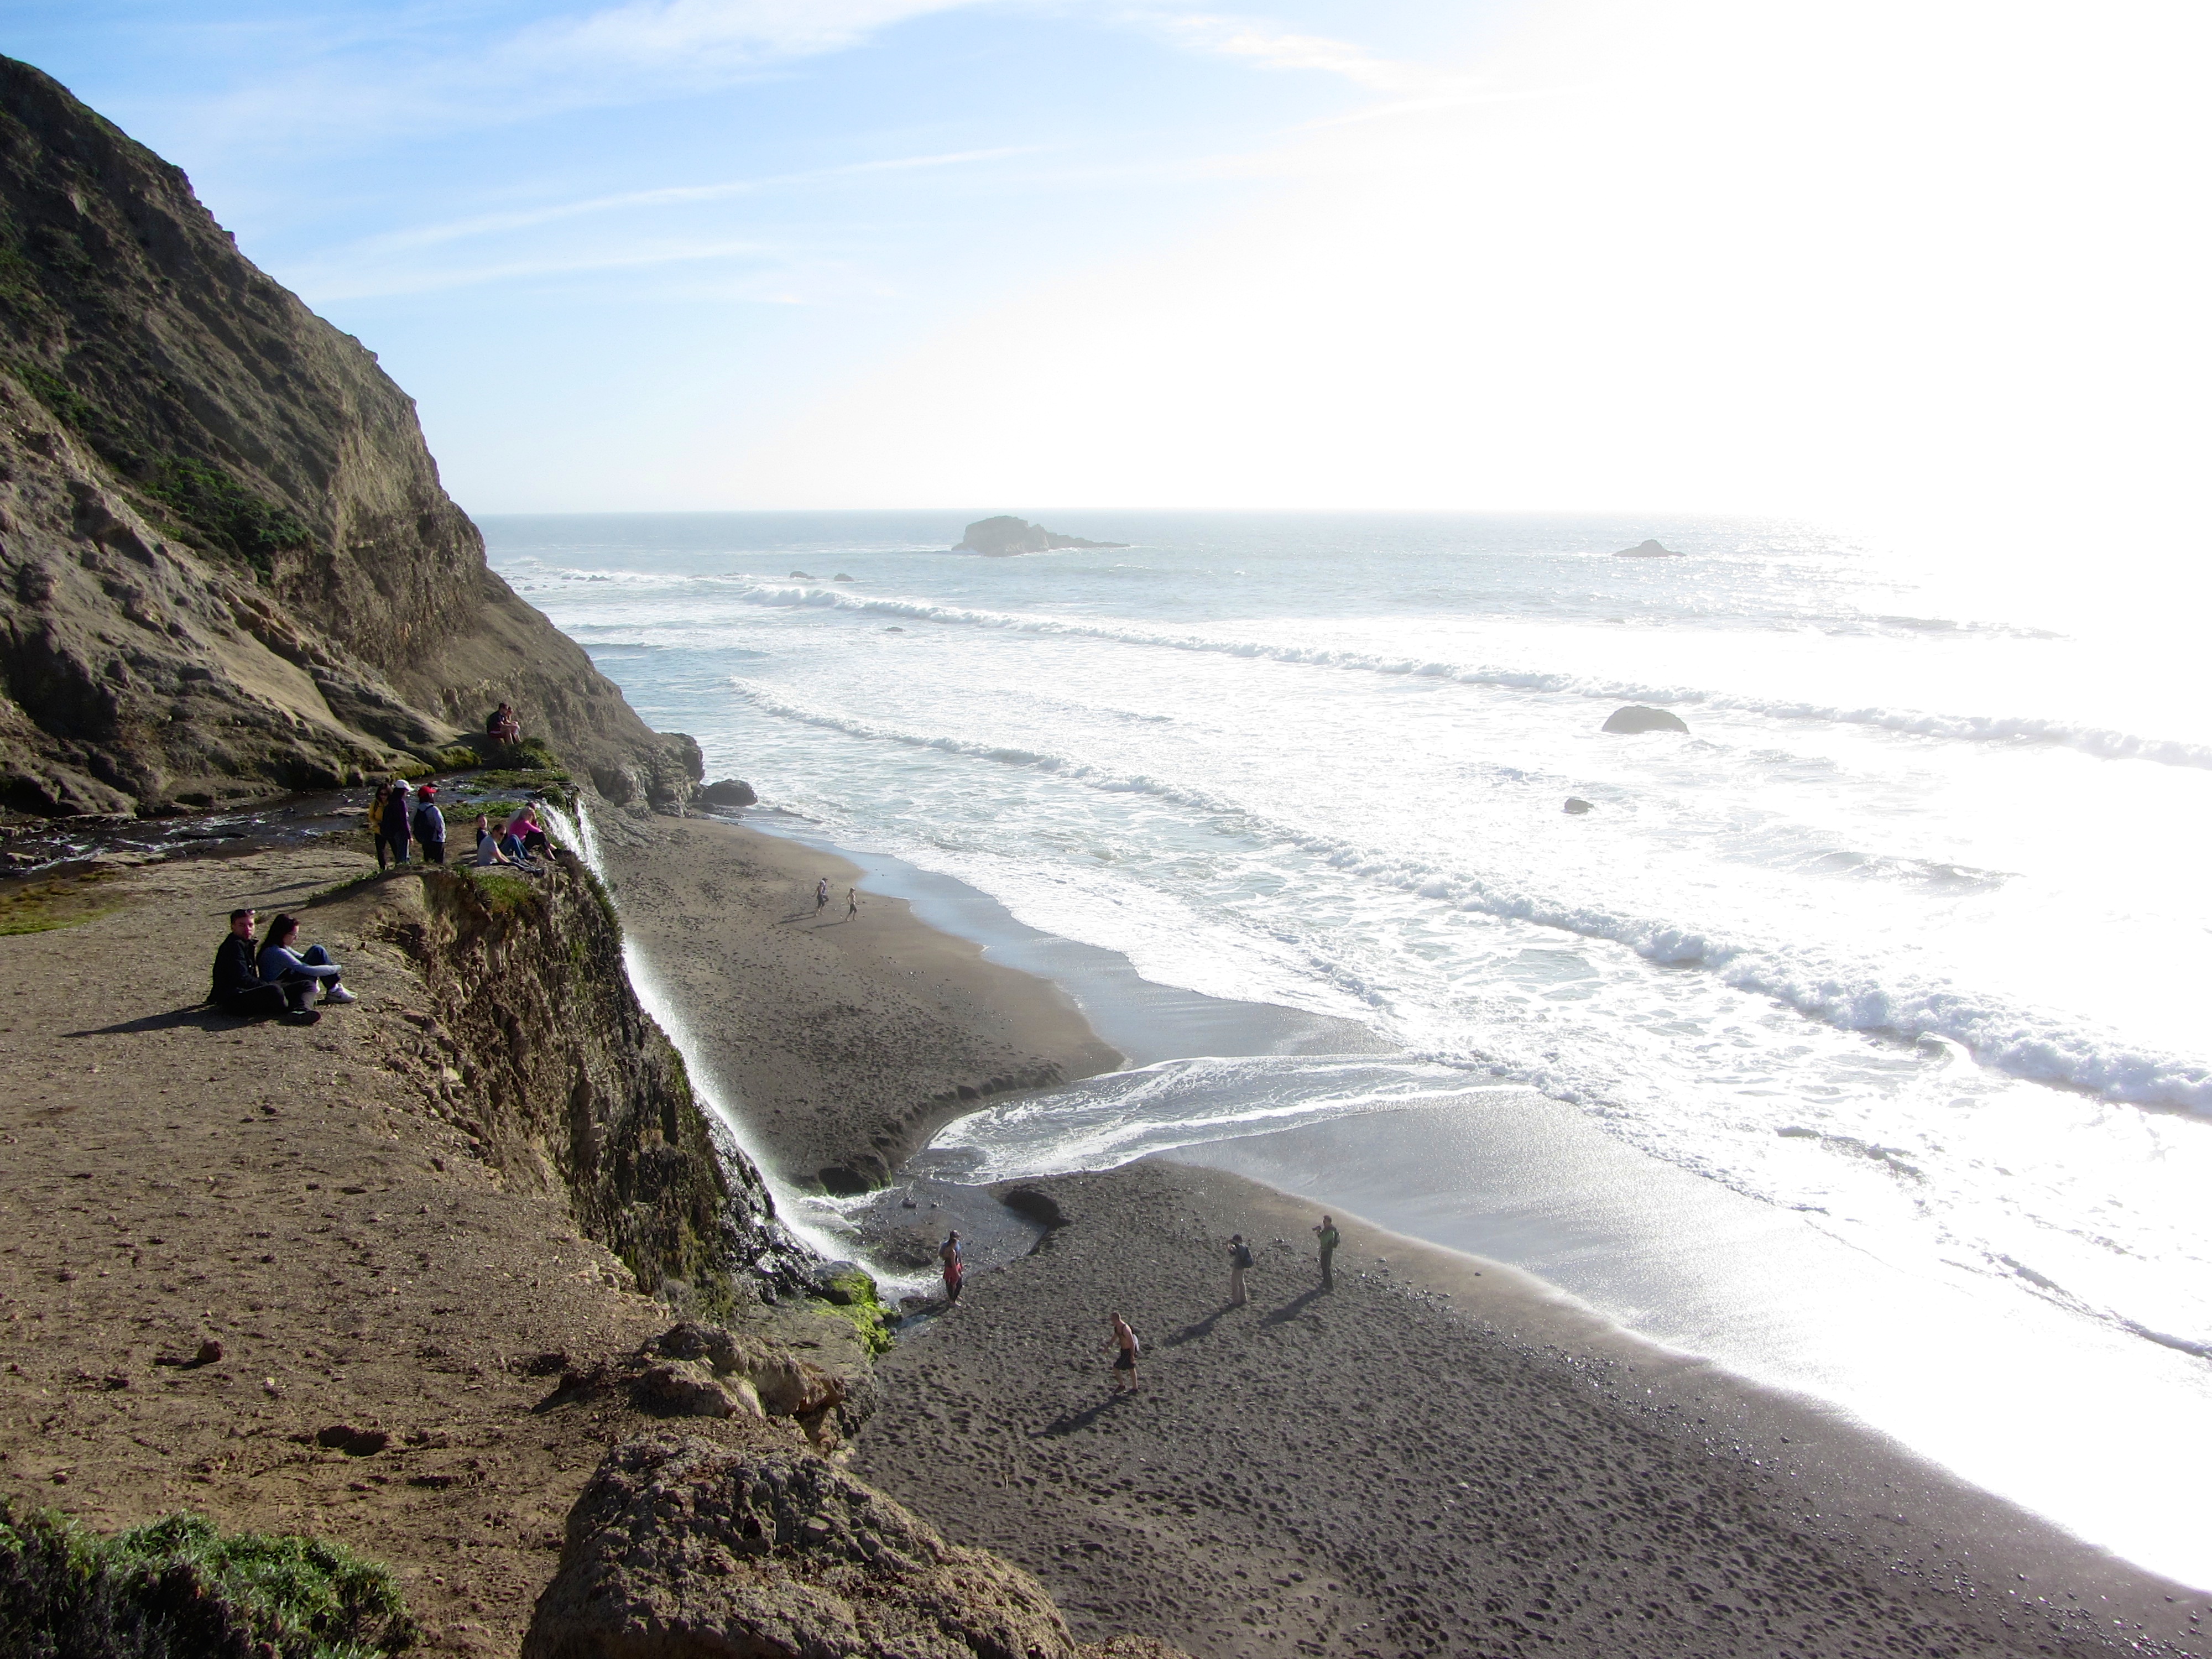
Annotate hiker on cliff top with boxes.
[939,1230,964,1305]
[487,702,521,745]
[368,783,393,870]
[380,778,413,865]
[1105,1313,1140,1395]
[210,907,320,1025]
[412,785,446,866]
[255,913,354,1007]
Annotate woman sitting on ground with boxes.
[255,914,356,1005]
[503,805,550,864]
[474,815,539,874]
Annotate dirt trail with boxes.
[0,844,786,1655]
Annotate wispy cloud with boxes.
[1142,10,1413,91]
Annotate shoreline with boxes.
[604,807,2209,1655]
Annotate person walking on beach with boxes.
[815,877,830,917]
[939,1230,964,1305]
[1313,1214,1341,1291]
[1105,1313,1140,1395]
[1227,1234,1254,1306]
[845,886,860,921]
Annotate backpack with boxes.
[1233,1243,1254,1270]
[413,802,441,842]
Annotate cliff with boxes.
[0,58,700,816]
[955,515,1127,556]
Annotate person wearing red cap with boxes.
[411,785,446,865]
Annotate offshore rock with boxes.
[524,1436,1088,1659]
[1613,538,1683,557]
[956,516,1127,557]
[0,58,698,814]
[1563,796,1594,814]
[700,778,758,807]
[1601,705,1689,734]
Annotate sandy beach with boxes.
[604,813,2211,1658]
[597,812,1122,1193]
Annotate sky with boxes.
[9,0,2210,563]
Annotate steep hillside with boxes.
[0,57,698,816]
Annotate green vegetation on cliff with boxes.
[0,1501,414,1658]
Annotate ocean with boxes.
[483,509,2212,1584]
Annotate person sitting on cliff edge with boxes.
[257,913,356,1007]
[209,907,320,1025]
[487,702,522,746]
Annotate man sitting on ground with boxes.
[209,907,320,1024]
[474,814,540,874]
[487,702,522,745]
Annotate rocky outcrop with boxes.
[955,517,1126,557]
[1563,796,1594,814]
[525,1436,1173,1659]
[700,778,758,807]
[342,857,813,1301]
[1601,704,1689,734]
[0,58,698,814]
[1613,538,1682,557]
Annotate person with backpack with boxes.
[411,785,446,865]
[1313,1214,1341,1291]
[1227,1233,1255,1307]
[1105,1313,1140,1395]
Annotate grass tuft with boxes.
[0,1500,414,1658]
[0,868,126,936]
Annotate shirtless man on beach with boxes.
[846,886,860,921]
[1106,1313,1140,1394]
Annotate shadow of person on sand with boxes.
[1260,1287,1327,1327]
[1037,1394,1133,1436]
[62,1005,252,1038]
[1162,1308,1233,1347]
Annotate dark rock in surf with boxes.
[1602,706,1689,735]
[1563,797,1594,815]
[833,573,855,581]
[956,515,1128,557]
[699,779,757,808]
[789,570,813,580]
[1613,539,1683,557]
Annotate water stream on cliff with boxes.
[498,511,2212,1587]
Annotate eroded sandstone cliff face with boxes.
[351,855,813,1302]
[0,58,699,815]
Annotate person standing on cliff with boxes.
[939,1230,964,1305]
[1313,1214,1341,1291]
[412,785,446,866]
[368,783,392,870]
[1106,1313,1140,1395]
[382,778,413,866]
[1227,1234,1254,1306]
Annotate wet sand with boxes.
[597,812,1123,1192]
[850,1163,2208,1658]
[600,812,2210,1658]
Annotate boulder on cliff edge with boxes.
[524,1436,1088,1659]
[1601,706,1690,734]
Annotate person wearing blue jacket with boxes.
[257,914,356,1006]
